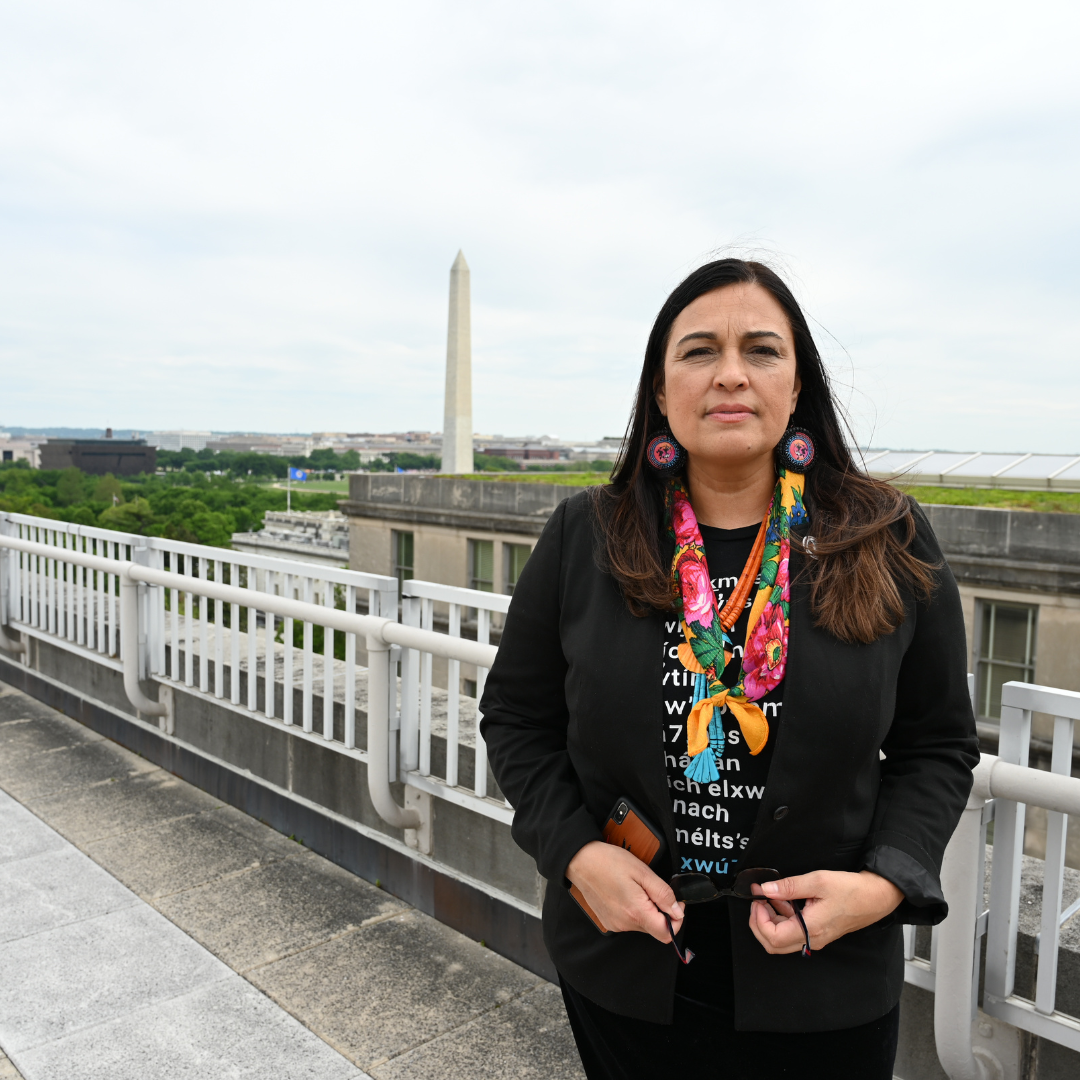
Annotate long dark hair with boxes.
[594,258,936,645]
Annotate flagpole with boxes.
[287,472,291,512]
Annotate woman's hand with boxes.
[748,870,903,954]
[566,841,685,944]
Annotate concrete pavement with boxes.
[0,679,584,1080]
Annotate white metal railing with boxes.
[983,684,1080,1048]
[0,511,398,749]
[924,681,1080,1080]
[0,511,500,843]
[399,579,512,825]
[6,513,1080,1078]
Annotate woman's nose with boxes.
[713,353,749,390]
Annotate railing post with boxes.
[365,632,421,831]
[131,539,152,683]
[399,595,422,773]
[985,700,1030,1006]
[1035,714,1075,1015]
[935,756,1000,1080]
[0,515,26,655]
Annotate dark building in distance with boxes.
[39,434,156,476]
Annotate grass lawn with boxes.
[274,479,350,493]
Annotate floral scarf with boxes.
[666,470,808,783]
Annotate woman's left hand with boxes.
[747,870,904,954]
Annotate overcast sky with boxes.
[1,0,1077,450]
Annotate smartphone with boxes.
[569,796,667,935]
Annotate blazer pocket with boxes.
[833,839,866,869]
[835,839,866,854]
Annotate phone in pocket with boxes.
[569,796,667,934]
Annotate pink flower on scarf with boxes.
[677,551,714,629]
[779,540,791,602]
[671,493,699,548]
[742,602,787,699]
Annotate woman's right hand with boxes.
[566,841,684,943]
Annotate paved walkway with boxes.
[0,680,584,1080]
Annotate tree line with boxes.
[157,446,363,477]
[0,462,338,547]
[157,446,614,476]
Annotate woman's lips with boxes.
[706,406,754,423]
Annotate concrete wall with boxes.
[922,503,1080,714]
[342,473,591,537]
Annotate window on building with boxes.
[469,539,494,592]
[976,600,1037,720]
[504,543,532,594]
[392,530,414,591]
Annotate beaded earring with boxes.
[645,427,687,473]
[775,426,816,473]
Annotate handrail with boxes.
[0,533,167,718]
[0,534,496,668]
[403,578,512,614]
[1,510,396,592]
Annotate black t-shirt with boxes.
[662,521,784,886]
[663,521,785,1010]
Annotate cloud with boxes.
[0,0,1077,449]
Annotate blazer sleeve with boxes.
[861,501,980,924]
[479,497,604,883]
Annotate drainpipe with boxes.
[365,633,421,830]
[119,571,167,720]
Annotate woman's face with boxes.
[656,282,801,471]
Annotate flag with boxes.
[288,467,308,481]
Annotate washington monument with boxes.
[440,251,472,474]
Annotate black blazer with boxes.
[480,490,978,1031]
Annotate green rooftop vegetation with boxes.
[447,471,611,486]
[450,472,1080,511]
[900,485,1080,514]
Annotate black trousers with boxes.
[560,978,900,1080]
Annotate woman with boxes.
[479,259,978,1080]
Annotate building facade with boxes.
[918,504,1080,749]
[147,431,213,452]
[39,437,156,476]
[341,474,558,596]
[0,433,40,467]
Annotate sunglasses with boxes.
[665,867,811,964]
